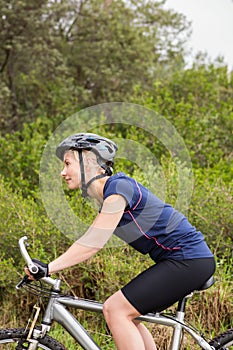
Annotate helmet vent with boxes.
[105,145,114,153]
[86,138,100,144]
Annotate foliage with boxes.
[0,0,75,131]
[132,63,233,170]
[0,0,188,132]
[64,0,188,104]
[0,176,67,289]
[189,169,232,257]
[0,119,50,196]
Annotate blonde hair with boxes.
[74,149,97,162]
[66,150,103,172]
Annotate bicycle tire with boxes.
[209,329,233,349]
[0,328,66,350]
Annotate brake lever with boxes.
[16,275,31,289]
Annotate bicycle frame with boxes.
[18,236,214,350]
[30,288,213,350]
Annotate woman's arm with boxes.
[48,243,100,274]
[49,194,126,274]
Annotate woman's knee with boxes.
[103,291,140,325]
[103,294,118,324]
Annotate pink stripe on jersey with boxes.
[123,179,180,252]
[132,180,142,210]
[125,208,181,252]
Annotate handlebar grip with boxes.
[18,236,60,289]
[18,236,39,273]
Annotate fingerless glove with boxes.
[30,258,49,280]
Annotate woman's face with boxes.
[61,152,80,190]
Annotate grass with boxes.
[49,318,116,350]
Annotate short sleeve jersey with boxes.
[103,172,213,262]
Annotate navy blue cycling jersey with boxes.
[103,172,213,262]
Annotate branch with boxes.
[0,48,11,73]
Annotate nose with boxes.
[60,167,66,177]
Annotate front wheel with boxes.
[0,328,66,350]
[209,328,233,349]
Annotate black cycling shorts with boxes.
[121,257,215,315]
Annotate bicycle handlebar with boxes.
[18,236,39,274]
[16,236,61,290]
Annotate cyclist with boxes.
[25,133,215,350]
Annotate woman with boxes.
[26,133,215,350]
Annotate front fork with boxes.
[19,304,51,350]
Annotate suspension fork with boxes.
[24,296,55,350]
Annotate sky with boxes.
[164,0,233,69]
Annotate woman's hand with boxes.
[24,258,49,280]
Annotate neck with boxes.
[87,175,109,204]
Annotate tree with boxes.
[132,61,233,171]
[64,0,189,103]
[0,0,72,132]
[0,0,189,132]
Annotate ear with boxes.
[86,156,94,165]
[84,154,98,170]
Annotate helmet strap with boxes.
[99,162,113,176]
[85,173,108,192]
[78,149,88,198]
[78,150,111,198]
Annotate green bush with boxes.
[0,176,66,286]
[132,63,233,170]
[189,168,233,258]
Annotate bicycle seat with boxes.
[197,275,215,291]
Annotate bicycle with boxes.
[0,236,232,349]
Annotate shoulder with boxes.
[101,194,127,214]
[104,172,136,194]
[104,173,144,209]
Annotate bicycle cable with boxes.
[159,312,212,342]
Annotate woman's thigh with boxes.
[121,257,215,315]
